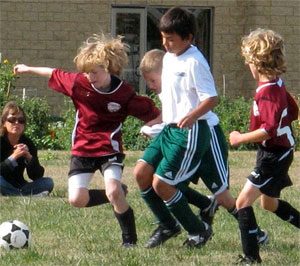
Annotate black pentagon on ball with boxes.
[2,233,12,244]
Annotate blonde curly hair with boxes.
[241,28,286,76]
[74,33,130,76]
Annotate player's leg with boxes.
[104,164,137,246]
[153,175,212,248]
[198,125,231,224]
[134,133,181,248]
[236,180,262,263]
[153,122,212,248]
[260,148,299,229]
[135,161,178,229]
[261,195,300,228]
[178,182,213,212]
[68,155,110,207]
[68,173,93,207]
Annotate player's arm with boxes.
[229,129,270,147]
[14,64,54,78]
[177,96,218,128]
[145,113,162,127]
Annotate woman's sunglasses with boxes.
[6,116,26,124]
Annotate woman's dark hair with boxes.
[0,101,26,136]
[159,7,196,40]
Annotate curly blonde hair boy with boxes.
[241,28,286,77]
[74,33,130,76]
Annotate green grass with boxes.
[0,151,299,265]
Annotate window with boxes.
[112,6,212,93]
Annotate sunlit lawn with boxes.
[0,151,299,265]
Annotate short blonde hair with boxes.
[139,49,165,75]
[74,33,130,76]
[241,28,286,76]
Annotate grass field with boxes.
[0,151,299,266]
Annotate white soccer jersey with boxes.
[160,45,219,126]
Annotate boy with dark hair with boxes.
[230,28,299,264]
[136,21,268,248]
[134,6,236,248]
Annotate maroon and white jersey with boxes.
[250,78,299,148]
[49,69,160,157]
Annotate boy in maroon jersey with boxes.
[14,33,160,247]
[230,28,299,264]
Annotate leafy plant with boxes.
[0,58,18,107]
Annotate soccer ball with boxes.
[0,220,31,250]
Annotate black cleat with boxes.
[235,254,262,265]
[183,222,213,248]
[145,224,181,248]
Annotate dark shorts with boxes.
[68,153,125,177]
[247,146,293,197]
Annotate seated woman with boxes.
[0,101,54,196]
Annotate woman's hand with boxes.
[11,144,32,161]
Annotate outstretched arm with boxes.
[14,64,54,78]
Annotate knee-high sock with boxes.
[237,206,261,262]
[114,207,137,244]
[274,199,300,228]
[182,186,211,210]
[141,187,177,229]
[165,190,205,235]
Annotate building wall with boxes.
[0,0,299,114]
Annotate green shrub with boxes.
[18,97,56,149]
[215,96,255,150]
[51,99,75,150]
[0,58,18,108]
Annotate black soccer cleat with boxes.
[199,195,219,226]
[145,224,181,248]
[183,222,213,248]
[235,254,262,265]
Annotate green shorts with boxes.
[140,120,211,185]
[195,124,229,195]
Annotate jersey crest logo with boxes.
[107,102,121,112]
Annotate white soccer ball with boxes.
[0,220,31,250]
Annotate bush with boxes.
[215,96,255,150]
[0,59,18,108]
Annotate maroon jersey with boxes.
[49,69,160,157]
[250,78,299,148]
